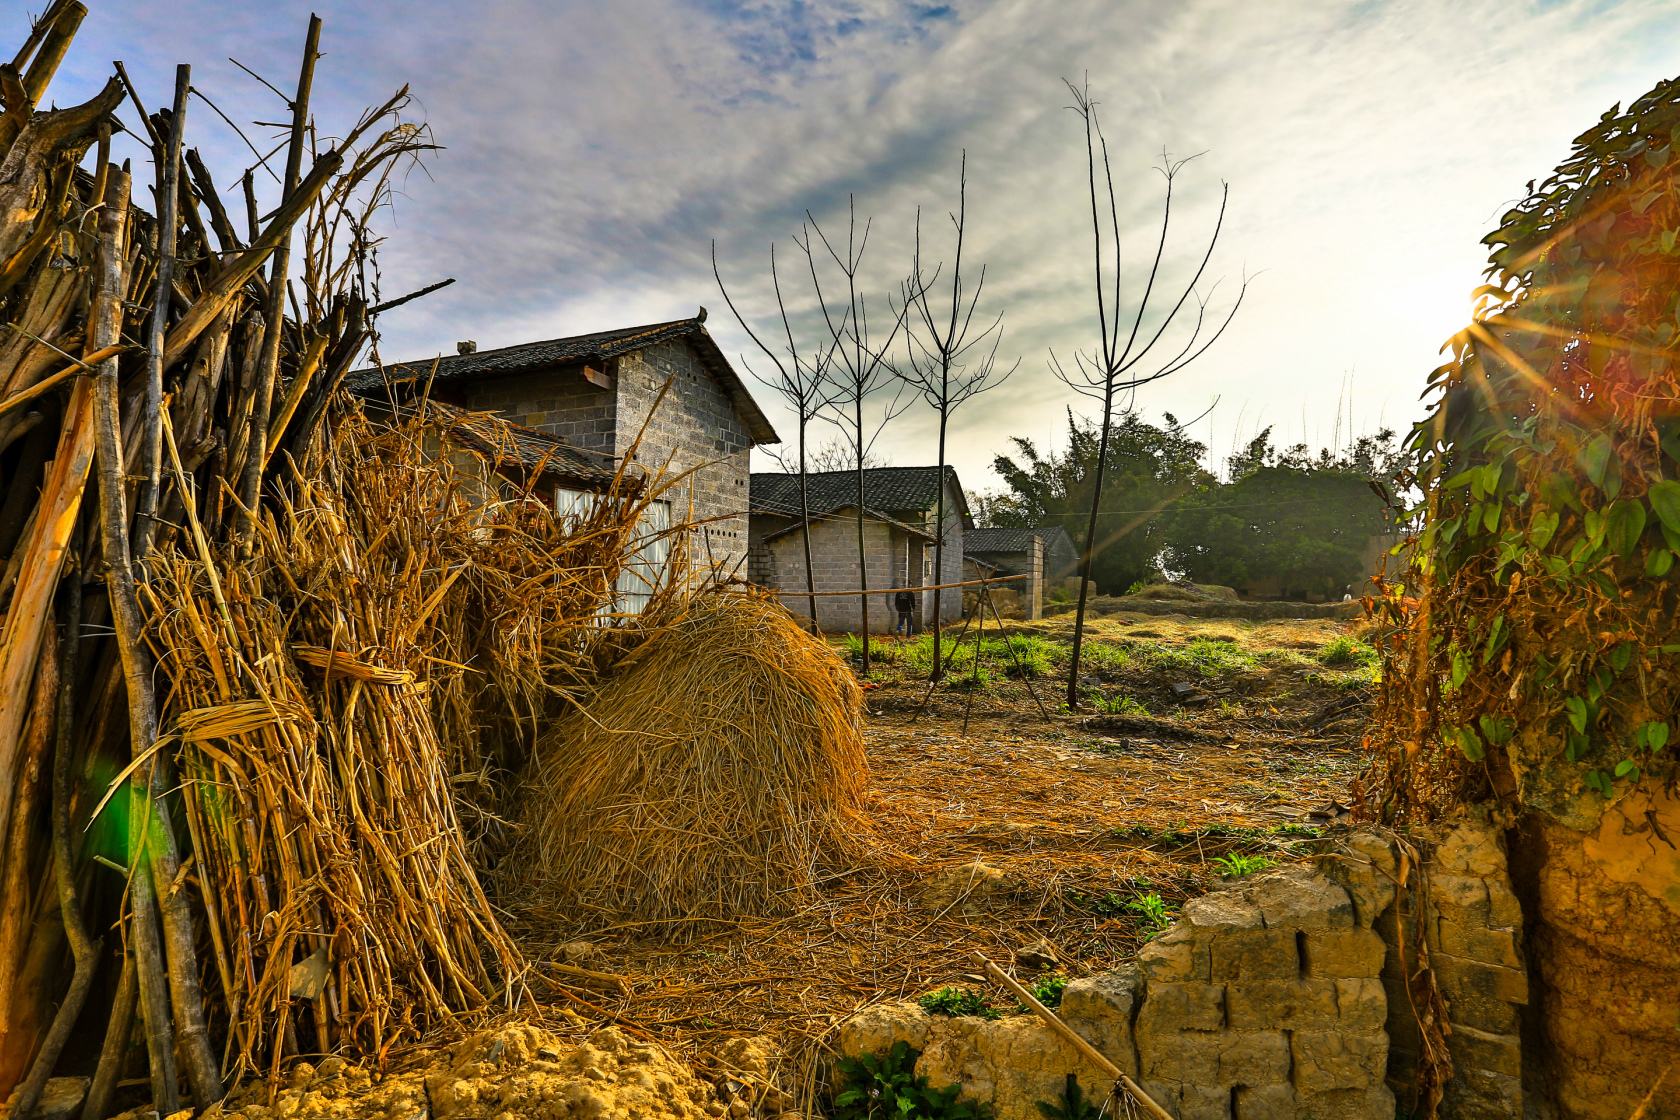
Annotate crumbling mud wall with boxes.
[1509,786,1680,1120]
[838,827,1540,1120]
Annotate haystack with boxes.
[516,593,870,930]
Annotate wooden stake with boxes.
[973,953,1176,1120]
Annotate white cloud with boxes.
[13,0,1678,494]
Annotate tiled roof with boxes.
[965,527,1039,554]
[761,505,935,545]
[345,315,779,445]
[750,466,970,525]
[426,401,625,489]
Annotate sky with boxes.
[14,0,1680,494]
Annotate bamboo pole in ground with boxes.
[974,953,1176,1120]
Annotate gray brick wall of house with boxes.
[440,339,756,577]
[756,515,927,634]
[614,340,753,573]
[917,478,966,626]
[749,466,970,633]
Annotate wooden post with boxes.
[974,953,1176,1120]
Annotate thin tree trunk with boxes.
[854,395,869,672]
[931,409,948,680]
[1066,390,1114,710]
[82,952,137,1120]
[798,423,817,629]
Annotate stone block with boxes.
[1486,881,1524,928]
[1318,831,1399,926]
[1140,1028,1290,1086]
[1184,890,1266,932]
[1301,927,1387,978]
[1440,1065,1523,1120]
[1289,1029,1387,1094]
[1447,1022,1522,1079]
[1137,981,1226,1036]
[1137,924,1211,983]
[1232,1083,1295,1120]
[1179,1081,1235,1120]
[1293,1085,1396,1120]
[1210,928,1299,982]
[1432,819,1508,878]
[1333,977,1389,1031]
[1435,918,1521,969]
[1225,979,1340,1029]
[1248,868,1355,930]
[1059,965,1141,1075]
[1431,952,1529,1007]
[1428,873,1492,923]
[836,1001,931,1058]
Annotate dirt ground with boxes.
[504,609,1378,1086]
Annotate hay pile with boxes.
[514,593,871,931]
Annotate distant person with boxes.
[893,589,916,636]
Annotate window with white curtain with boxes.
[554,485,671,618]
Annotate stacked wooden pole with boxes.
[0,4,439,1114]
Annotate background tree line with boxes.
[981,412,1404,600]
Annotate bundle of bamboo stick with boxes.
[0,2,481,1113]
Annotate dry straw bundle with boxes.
[140,405,675,1077]
[514,592,871,933]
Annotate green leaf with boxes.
[1606,499,1648,555]
[1564,696,1590,734]
[1649,480,1680,533]
[1530,509,1560,549]
[1614,759,1639,780]
[1645,549,1675,577]
[1578,434,1614,486]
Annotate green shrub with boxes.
[1212,852,1273,879]
[1035,1074,1103,1120]
[1093,694,1150,716]
[1317,635,1377,668]
[1027,973,1069,1010]
[1126,891,1172,932]
[1136,638,1257,679]
[918,986,1002,1020]
[832,1041,993,1120]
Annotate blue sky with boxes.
[13,0,1680,491]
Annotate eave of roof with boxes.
[761,506,936,544]
[345,316,780,446]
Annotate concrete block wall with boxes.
[615,341,754,578]
[758,515,920,633]
[457,369,617,455]
[838,864,1395,1120]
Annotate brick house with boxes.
[963,524,1081,619]
[748,467,968,633]
[348,313,778,604]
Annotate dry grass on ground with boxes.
[499,610,1377,1080]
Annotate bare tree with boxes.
[804,436,888,473]
[712,240,846,627]
[1054,78,1248,709]
[798,199,915,676]
[900,152,1017,679]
